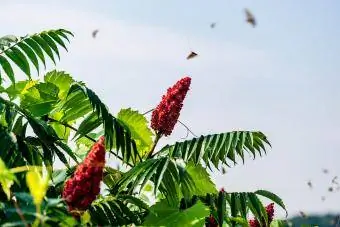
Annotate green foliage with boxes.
[255,189,288,217]
[185,162,217,195]
[117,108,154,156]
[143,200,210,226]
[159,131,271,170]
[0,27,287,227]
[66,82,141,164]
[270,219,289,227]
[0,158,16,200]
[0,193,77,226]
[0,29,73,84]
[88,195,148,226]
[44,70,74,100]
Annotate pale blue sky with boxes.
[1,0,340,218]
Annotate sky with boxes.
[1,0,340,218]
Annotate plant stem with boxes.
[12,195,29,227]
[47,117,95,142]
[36,205,42,227]
[178,120,197,138]
[47,117,133,167]
[142,108,154,115]
[146,133,161,159]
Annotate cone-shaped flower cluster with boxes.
[249,203,275,227]
[151,76,191,136]
[62,136,106,213]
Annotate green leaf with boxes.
[59,91,92,122]
[0,56,15,84]
[49,111,71,140]
[40,33,60,59]
[144,200,210,226]
[103,167,123,188]
[270,220,288,227]
[80,211,91,226]
[185,162,217,196]
[17,42,40,74]
[247,193,268,226]
[114,157,195,207]
[35,82,60,100]
[44,70,74,100]
[66,83,140,164]
[5,80,38,100]
[117,108,154,156]
[227,217,249,227]
[20,82,60,117]
[74,111,102,140]
[0,126,19,167]
[89,195,147,226]
[24,38,46,68]
[59,29,74,37]
[0,158,17,200]
[161,131,271,169]
[54,30,70,43]
[217,190,227,226]
[28,117,59,143]
[5,46,31,78]
[255,189,288,217]
[47,31,68,51]
[31,35,55,64]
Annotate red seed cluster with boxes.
[266,203,275,223]
[62,136,106,213]
[151,76,191,136]
[249,203,275,227]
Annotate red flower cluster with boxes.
[62,136,106,214]
[249,203,275,227]
[151,77,191,136]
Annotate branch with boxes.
[142,108,154,115]
[12,195,29,227]
[142,108,197,138]
[146,133,161,159]
[178,120,197,138]
[47,117,133,167]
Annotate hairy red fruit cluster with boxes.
[151,76,191,136]
[266,203,275,223]
[62,136,106,213]
[248,203,275,227]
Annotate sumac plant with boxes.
[0,28,289,227]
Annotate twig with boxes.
[146,133,161,159]
[48,117,96,142]
[180,128,189,140]
[12,195,29,227]
[47,117,133,167]
[178,120,197,138]
[142,108,197,138]
[142,108,154,115]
